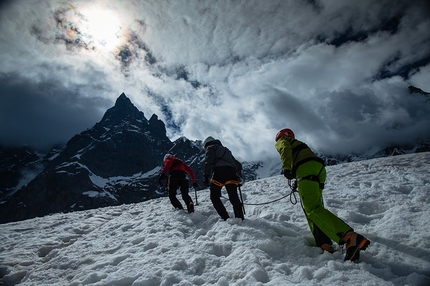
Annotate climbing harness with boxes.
[211,178,239,187]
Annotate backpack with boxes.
[213,144,245,186]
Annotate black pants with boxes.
[210,166,244,220]
[313,224,333,247]
[168,171,193,209]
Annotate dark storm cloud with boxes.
[0,0,429,161]
[116,31,156,71]
[0,0,13,9]
[377,55,430,80]
[313,87,430,154]
[0,72,110,150]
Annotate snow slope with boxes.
[1,153,429,286]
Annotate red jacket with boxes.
[161,156,196,183]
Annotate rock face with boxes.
[0,93,210,223]
[0,146,42,200]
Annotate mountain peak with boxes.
[100,93,146,125]
[115,93,131,106]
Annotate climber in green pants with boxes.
[275,128,370,262]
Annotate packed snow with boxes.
[1,153,429,286]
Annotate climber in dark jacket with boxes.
[159,154,198,213]
[203,136,244,221]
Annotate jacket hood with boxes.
[208,139,222,147]
[163,154,176,162]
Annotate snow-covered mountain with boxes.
[0,94,216,224]
[1,152,429,285]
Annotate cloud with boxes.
[0,72,110,150]
[0,0,429,161]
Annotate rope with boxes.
[220,179,299,206]
[243,193,294,205]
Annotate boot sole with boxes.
[346,239,370,262]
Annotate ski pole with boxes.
[194,187,198,205]
[238,186,246,215]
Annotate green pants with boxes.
[296,160,352,245]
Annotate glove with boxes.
[204,175,210,187]
[159,174,167,186]
[282,170,295,180]
[193,182,198,189]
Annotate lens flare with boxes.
[79,7,123,52]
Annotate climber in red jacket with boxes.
[159,154,198,213]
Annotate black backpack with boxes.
[214,144,245,186]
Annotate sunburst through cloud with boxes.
[0,0,429,161]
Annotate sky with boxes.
[0,0,430,162]
[1,152,429,285]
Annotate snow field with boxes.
[1,152,429,285]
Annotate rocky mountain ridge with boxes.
[0,94,213,224]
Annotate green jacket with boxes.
[275,136,325,174]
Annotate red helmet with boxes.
[275,128,295,141]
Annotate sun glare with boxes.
[79,7,123,52]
